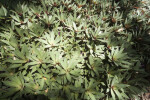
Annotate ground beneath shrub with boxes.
[142,93,150,100]
[130,87,150,100]
[142,87,150,100]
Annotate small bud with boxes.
[78,5,82,8]
[141,1,146,4]
[112,18,116,23]
[18,13,22,16]
[35,13,40,18]
[10,73,13,75]
[45,88,48,93]
[13,57,16,60]
[125,24,130,29]
[53,2,57,7]
[20,21,24,24]
[102,17,106,21]
[45,11,49,15]
[68,7,72,11]
[138,37,142,40]
[116,28,124,32]
[43,77,47,80]
[29,19,32,22]
[58,32,60,36]
[148,31,150,35]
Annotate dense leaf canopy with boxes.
[0,0,150,100]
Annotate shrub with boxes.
[0,0,150,100]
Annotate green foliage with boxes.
[0,0,150,100]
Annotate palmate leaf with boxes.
[29,23,45,37]
[89,26,103,40]
[114,89,123,100]
[10,14,21,22]
[0,87,19,99]
[42,13,55,25]
[1,74,25,99]
[6,59,27,64]
[49,50,63,65]
[15,27,25,38]
[88,92,96,100]
[9,36,18,48]
[108,46,133,68]
[69,11,82,23]
[87,56,105,76]
[24,82,39,93]
[40,78,45,90]
[9,64,22,69]
[108,75,130,100]
[30,4,42,16]
[0,6,7,17]
[55,11,67,22]
[111,89,116,100]
[68,58,79,69]
[5,45,29,66]
[81,78,104,100]
[14,50,25,60]
[110,46,125,60]
[3,75,24,88]
[29,45,51,65]
[38,31,61,48]
[30,65,38,74]
[70,69,81,76]
[72,21,84,32]
[55,58,81,82]
[66,73,71,82]
[13,3,28,17]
